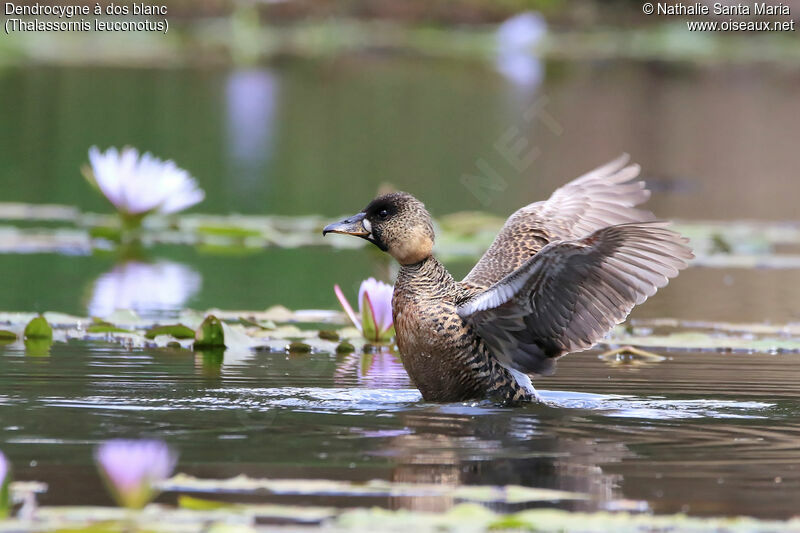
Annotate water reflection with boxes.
[225,68,279,204]
[24,338,52,357]
[87,260,202,319]
[386,407,631,513]
[334,350,408,389]
[495,12,546,89]
[4,62,800,321]
[2,343,799,517]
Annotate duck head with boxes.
[323,192,434,265]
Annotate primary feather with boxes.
[458,222,692,376]
[324,155,693,403]
[463,153,655,288]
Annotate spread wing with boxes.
[457,223,693,376]
[463,154,655,288]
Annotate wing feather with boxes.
[463,154,655,288]
[458,222,692,375]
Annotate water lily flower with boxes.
[0,452,7,482]
[84,146,204,225]
[95,439,177,509]
[335,278,395,342]
[0,451,9,517]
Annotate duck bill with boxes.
[323,212,370,238]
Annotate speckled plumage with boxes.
[392,256,532,403]
[324,155,693,404]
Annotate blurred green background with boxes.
[1,0,799,318]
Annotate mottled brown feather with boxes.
[463,154,654,289]
[325,155,692,404]
[458,222,693,376]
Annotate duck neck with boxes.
[396,256,456,297]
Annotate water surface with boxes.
[1,341,798,518]
[1,56,799,520]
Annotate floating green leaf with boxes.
[0,330,16,345]
[336,503,800,533]
[178,494,235,510]
[288,341,312,353]
[608,330,800,353]
[318,330,340,341]
[336,341,355,353]
[159,474,585,503]
[88,225,122,243]
[599,346,666,367]
[145,324,196,340]
[196,225,262,239]
[194,315,225,349]
[87,319,133,334]
[24,315,52,340]
[238,317,276,330]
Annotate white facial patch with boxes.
[363,219,372,234]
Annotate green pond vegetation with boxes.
[1,202,800,267]
[5,476,800,532]
[2,201,800,354]
[3,16,800,68]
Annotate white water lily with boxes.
[85,146,205,218]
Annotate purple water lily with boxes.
[85,146,204,218]
[0,450,10,517]
[0,451,7,484]
[95,439,177,509]
[335,278,395,342]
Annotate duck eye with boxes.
[378,208,390,220]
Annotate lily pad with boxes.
[194,315,225,349]
[145,324,196,340]
[87,319,133,334]
[598,346,666,366]
[24,315,52,340]
[336,341,355,353]
[0,330,16,345]
[288,341,312,353]
[237,317,276,330]
[102,309,145,328]
[159,474,586,504]
[178,495,235,510]
[336,503,800,533]
[607,330,800,353]
[177,495,337,523]
[318,329,340,341]
[195,225,263,239]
